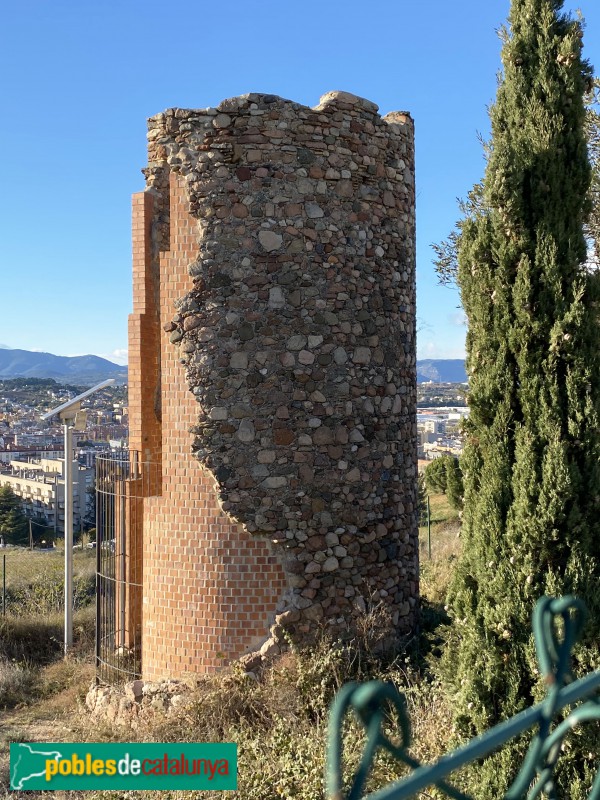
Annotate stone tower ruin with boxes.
[123,91,417,681]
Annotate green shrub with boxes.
[424,457,449,493]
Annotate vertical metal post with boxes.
[2,554,5,616]
[119,484,126,650]
[64,420,74,654]
[95,455,101,684]
[427,495,432,560]
[54,475,58,533]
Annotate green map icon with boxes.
[11,743,64,790]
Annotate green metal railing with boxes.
[327,596,600,800]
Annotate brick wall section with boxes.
[125,191,164,654]
[129,191,162,472]
[136,173,288,680]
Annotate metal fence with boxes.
[95,450,148,684]
[326,596,600,800]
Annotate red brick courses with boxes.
[129,174,288,680]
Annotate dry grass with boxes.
[0,655,95,800]
[419,492,461,603]
[0,606,95,666]
[0,578,96,798]
[0,547,96,616]
[0,659,37,709]
[74,655,459,800]
[0,547,95,588]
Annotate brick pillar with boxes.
[129,191,162,473]
[131,174,288,680]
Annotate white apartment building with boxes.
[0,458,92,534]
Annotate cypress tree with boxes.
[445,456,463,511]
[446,1,600,794]
[424,456,449,494]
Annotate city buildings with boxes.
[417,407,469,461]
[0,379,127,535]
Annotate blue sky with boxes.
[1,0,599,365]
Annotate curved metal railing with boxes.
[95,450,146,684]
[327,596,600,800]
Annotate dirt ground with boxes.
[0,663,95,800]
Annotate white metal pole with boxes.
[64,419,73,654]
[39,381,114,657]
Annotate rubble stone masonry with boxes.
[131,91,417,679]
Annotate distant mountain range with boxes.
[416,359,467,384]
[0,349,127,386]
